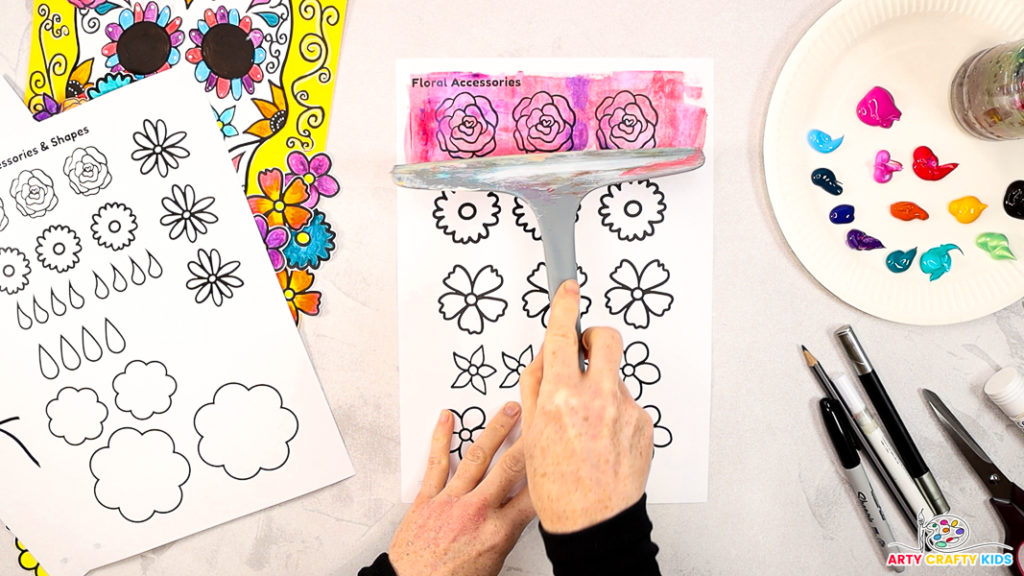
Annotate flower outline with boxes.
[604,259,673,329]
[435,92,498,159]
[595,90,658,150]
[432,190,501,245]
[91,202,138,251]
[438,264,508,335]
[449,406,486,459]
[522,262,591,327]
[185,248,243,306]
[597,180,666,242]
[512,91,576,152]
[452,346,496,396]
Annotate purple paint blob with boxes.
[829,204,854,224]
[873,150,903,183]
[846,229,884,251]
[856,86,902,128]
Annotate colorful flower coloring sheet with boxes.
[0,69,352,576]
[396,59,713,503]
[25,0,346,325]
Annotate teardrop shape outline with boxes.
[94,271,110,300]
[129,257,146,286]
[105,318,126,354]
[60,335,82,371]
[69,281,85,310]
[32,297,49,324]
[16,303,32,330]
[111,264,128,293]
[50,288,67,317]
[39,345,59,380]
[147,250,163,279]
[82,326,103,362]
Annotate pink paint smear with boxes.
[405,71,707,163]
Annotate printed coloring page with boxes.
[396,59,713,504]
[0,68,352,576]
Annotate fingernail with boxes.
[439,409,451,424]
[563,280,579,296]
[503,402,521,417]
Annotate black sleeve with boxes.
[357,553,397,576]
[540,494,661,576]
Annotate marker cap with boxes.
[984,366,1024,422]
[833,373,866,414]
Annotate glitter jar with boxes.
[950,39,1024,140]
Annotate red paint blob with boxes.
[891,201,929,221]
[912,146,958,181]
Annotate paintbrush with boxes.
[392,148,704,365]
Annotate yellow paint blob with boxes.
[948,195,987,223]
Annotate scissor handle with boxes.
[990,484,1024,575]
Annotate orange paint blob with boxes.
[890,201,929,221]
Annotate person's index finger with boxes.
[542,279,581,382]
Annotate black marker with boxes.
[835,325,948,516]
[819,399,901,571]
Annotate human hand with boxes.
[388,402,535,576]
[519,279,654,534]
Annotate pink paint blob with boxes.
[873,150,903,183]
[856,86,902,128]
[404,71,708,163]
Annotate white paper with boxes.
[395,59,713,504]
[0,68,353,576]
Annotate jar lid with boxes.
[984,366,1024,416]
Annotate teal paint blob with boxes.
[919,244,962,281]
[807,129,844,153]
[886,248,917,273]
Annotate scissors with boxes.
[924,388,1024,574]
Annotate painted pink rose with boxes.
[512,91,576,153]
[595,91,658,150]
[435,92,498,159]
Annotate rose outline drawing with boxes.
[512,90,576,153]
[435,92,499,159]
[595,90,658,150]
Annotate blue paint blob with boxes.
[829,204,855,224]
[812,168,843,195]
[919,244,962,281]
[886,248,917,273]
[807,129,844,153]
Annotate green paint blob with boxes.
[975,232,1016,260]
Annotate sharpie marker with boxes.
[820,398,903,572]
[833,373,931,523]
[836,325,949,516]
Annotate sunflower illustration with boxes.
[244,81,287,138]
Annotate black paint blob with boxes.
[811,168,843,195]
[1004,180,1024,220]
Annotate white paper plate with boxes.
[764,0,1024,325]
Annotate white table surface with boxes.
[3,1,1023,574]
